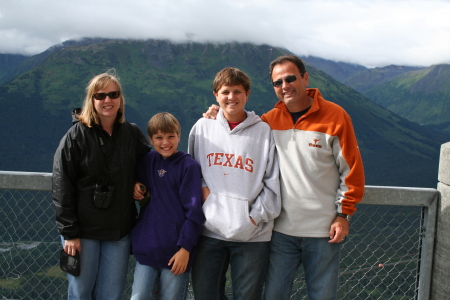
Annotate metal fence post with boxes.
[431,142,450,299]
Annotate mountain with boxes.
[354,64,450,135]
[0,39,447,188]
[0,54,29,85]
[343,65,424,93]
[0,38,112,86]
[305,60,450,136]
[299,55,367,82]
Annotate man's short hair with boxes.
[213,67,251,93]
[147,112,181,137]
[269,55,307,79]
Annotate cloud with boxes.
[1,0,449,67]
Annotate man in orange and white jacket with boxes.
[262,55,364,300]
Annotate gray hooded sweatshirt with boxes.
[188,109,281,242]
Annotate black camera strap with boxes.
[95,121,138,187]
[92,126,118,209]
[95,127,115,187]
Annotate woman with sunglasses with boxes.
[52,70,151,300]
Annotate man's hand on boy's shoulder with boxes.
[203,104,220,119]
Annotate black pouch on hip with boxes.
[60,250,80,276]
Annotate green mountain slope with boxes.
[299,55,368,83]
[343,65,424,93]
[360,64,450,134]
[0,39,447,188]
[0,54,28,85]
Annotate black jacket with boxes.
[52,114,151,241]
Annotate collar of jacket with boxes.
[273,88,322,117]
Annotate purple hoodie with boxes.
[131,150,204,271]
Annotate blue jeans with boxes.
[264,231,341,300]
[61,235,131,300]
[130,261,189,300]
[191,236,269,300]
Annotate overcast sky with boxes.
[1,0,449,68]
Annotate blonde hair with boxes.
[147,112,181,137]
[77,70,125,127]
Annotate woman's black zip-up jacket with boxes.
[52,112,151,241]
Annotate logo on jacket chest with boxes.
[206,153,254,173]
[157,169,167,177]
[309,138,322,148]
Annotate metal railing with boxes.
[0,171,439,300]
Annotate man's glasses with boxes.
[272,74,303,87]
[92,91,121,100]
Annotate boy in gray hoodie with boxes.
[188,67,281,300]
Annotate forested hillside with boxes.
[0,39,446,187]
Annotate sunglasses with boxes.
[272,74,303,87]
[92,91,121,100]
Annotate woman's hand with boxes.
[133,182,145,200]
[64,238,81,256]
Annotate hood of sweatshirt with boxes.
[216,109,262,134]
[162,150,191,162]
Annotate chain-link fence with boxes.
[0,172,438,300]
